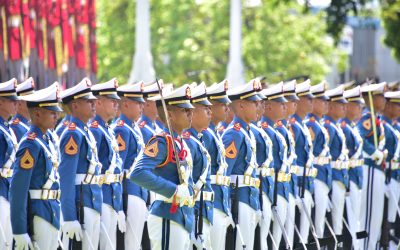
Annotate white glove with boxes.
[14,234,33,250]
[175,184,191,207]
[117,211,126,233]
[372,150,384,165]
[62,220,83,241]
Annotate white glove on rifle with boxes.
[117,211,126,233]
[14,234,33,250]
[62,220,83,241]
[372,150,384,165]
[174,184,191,207]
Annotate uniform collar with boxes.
[261,116,275,127]
[119,113,134,127]
[70,116,89,131]
[139,115,155,128]
[280,119,287,126]
[209,122,216,132]
[162,127,180,138]
[323,115,336,123]
[14,113,30,125]
[0,116,8,127]
[291,114,302,123]
[339,117,351,125]
[187,127,203,139]
[64,114,71,121]
[307,113,321,121]
[29,125,48,142]
[93,115,108,128]
[232,116,250,131]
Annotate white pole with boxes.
[128,0,156,84]
[226,0,246,87]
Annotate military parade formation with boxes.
[1,75,400,250]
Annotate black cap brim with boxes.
[80,92,98,100]
[43,105,63,112]
[194,99,213,106]
[125,97,145,103]
[315,95,329,101]
[244,94,262,101]
[210,96,232,104]
[285,95,300,101]
[331,99,348,104]
[100,93,121,100]
[174,102,195,109]
[257,93,266,100]
[1,95,19,101]
[268,96,288,103]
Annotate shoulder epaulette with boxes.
[139,120,146,128]
[233,123,241,131]
[27,132,37,140]
[11,118,20,125]
[90,120,99,128]
[117,120,124,127]
[68,122,76,130]
[309,116,315,122]
[182,131,190,139]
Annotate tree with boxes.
[96,0,342,85]
[381,1,400,63]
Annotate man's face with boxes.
[297,96,313,114]
[74,99,96,121]
[256,100,264,121]
[374,95,386,113]
[346,102,363,121]
[312,99,328,115]
[388,102,400,119]
[143,100,158,120]
[210,101,228,123]
[169,106,193,131]
[36,108,59,130]
[285,101,297,116]
[330,102,346,118]
[123,99,144,121]
[192,104,212,130]
[0,97,17,118]
[241,100,258,123]
[99,97,119,120]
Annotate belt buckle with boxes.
[84,173,94,184]
[41,189,50,200]
[224,177,231,186]
[255,179,260,188]
[216,174,223,185]
[243,175,251,185]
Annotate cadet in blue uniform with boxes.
[130,84,195,250]
[223,80,263,250]
[292,79,317,242]
[251,80,275,250]
[55,109,71,138]
[341,86,364,249]
[381,91,400,248]
[324,85,349,236]
[10,83,62,250]
[203,80,233,250]
[90,79,126,250]
[307,81,332,238]
[260,82,290,248]
[59,78,103,249]
[280,80,299,246]
[182,82,213,249]
[10,77,35,142]
[113,82,147,249]
[217,101,234,137]
[358,82,387,250]
[0,78,18,249]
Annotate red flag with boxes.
[5,0,23,60]
[75,0,89,70]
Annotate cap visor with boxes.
[270,96,288,103]
[43,105,63,112]
[285,95,300,101]
[334,99,348,104]
[126,97,145,103]
[317,95,329,101]
[102,93,121,100]
[2,95,19,101]
[174,102,195,109]
[257,93,267,100]
[244,94,262,101]
[193,99,212,106]
[80,93,98,100]
[211,96,232,104]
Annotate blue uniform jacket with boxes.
[138,115,157,144]
[217,121,229,137]
[90,115,123,212]
[10,114,30,142]
[323,115,349,188]
[305,113,332,188]
[356,109,384,171]
[339,118,363,189]
[0,117,16,200]
[259,116,289,202]
[130,129,194,233]
[113,114,148,202]
[183,128,213,224]
[289,115,315,194]
[202,123,230,215]
[55,115,71,138]
[250,122,274,202]
[382,116,400,181]
[10,126,60,234]
[59,117,103,221]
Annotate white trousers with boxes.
[32,216,59,250]
[387,179,400,223]
[236,202,258,250]
[83,207,101,250]
[0,197,12,250]
[210,209,230,250]
[314,179,330,238]
[299,190,313,243]
[285,193,296,247]
[331,180,346,235]
[347,181,363,250]
[272,195,288,248]
[360,165,385,250]
[147,214,190,250]
[125,195,148,249]
[260,194,272,250]
[191,218,212,250]
[100,204,118,250]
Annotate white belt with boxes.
[230,175,260,188]
[349,159,364,168]
[75,174,102,185]
[195,191,214,202]
[256,167,274,177]
[276,171,291,182]
[210,174,231,186]
[331,161,349,170]
[154,193,194,207]
[8,16,21,27]
[290,165,299,174]
[29,189,61,200]
[296,166,318,177]
[100,173,123,184]
[0,168,13,178]
[313,156,330,165]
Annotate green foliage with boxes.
[97,0,340,85]
[381,0,400,63]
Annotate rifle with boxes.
[254,174,263,250]
[70,184,85,250]
[193,190,206,250]
[230,177,246,250]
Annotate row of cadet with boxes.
[0,76,399,250]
